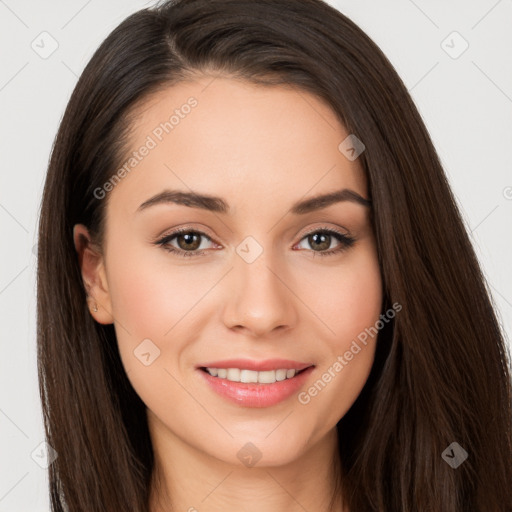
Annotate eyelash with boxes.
[154,226,356,259]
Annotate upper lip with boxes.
[197,359,314,372]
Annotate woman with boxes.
[36,0,512,510]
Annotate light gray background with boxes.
[1,0,511,510]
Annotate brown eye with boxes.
[307,232,331,251]
[175,232,202,251]
[295,228,355,257]
[156,229,215,258]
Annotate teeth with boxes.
[241,369,258,383]
[227,368,240,381]
[205,367,300,384]
[276,369,287,381]
[257,370,276,384]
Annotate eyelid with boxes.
[299,224,351,239]
[154,223,351,243]
[153,223,216,241]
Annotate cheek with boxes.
[330,247,382,375]
[300,245,382,346]
[105,242,213,337]
[104,243,210,406]
[104,240,230,392]
[333,259,382,342]
[296,245,382,419]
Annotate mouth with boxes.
[196,362,316,408]
[198,366,312,384]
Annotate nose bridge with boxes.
[222,234,297,335]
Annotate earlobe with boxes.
[72,224,114,325]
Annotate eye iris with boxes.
[177,232,201,251]
[309,232,330,251]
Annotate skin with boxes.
[73,76,382,512]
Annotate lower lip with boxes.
[197,366,315,408]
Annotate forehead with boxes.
[108,76,368,217]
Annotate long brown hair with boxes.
[36,0,512,510]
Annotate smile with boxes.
[201,367,308,384]
[197,365,315,408]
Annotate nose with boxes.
[221,248,298,338]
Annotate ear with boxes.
[73,224,114,325]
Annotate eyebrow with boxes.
[136,188,371,215]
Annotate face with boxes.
[74,76,382,468]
